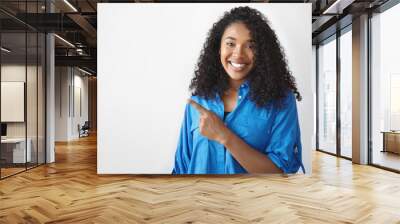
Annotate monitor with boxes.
[1,123,7,137]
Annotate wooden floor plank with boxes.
[1,134,400,223]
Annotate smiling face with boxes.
[220,22,255,86]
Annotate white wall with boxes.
[72,72,89,138]
[55,67,89,141]
[55,67,69,141]
[98,3,313,174]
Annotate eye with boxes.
[247,42,255,49]
[226,42,235,47]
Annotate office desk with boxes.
[381,131,400,154]
[1,138,32,163]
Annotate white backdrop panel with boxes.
[98,3,313,174]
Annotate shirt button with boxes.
[240,84,244,88]
[238,95,242,99]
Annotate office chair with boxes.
[79,121,90,138]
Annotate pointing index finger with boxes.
[188,99,208,115]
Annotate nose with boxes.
[232,45,245,57]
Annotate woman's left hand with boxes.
[188,99,231,145]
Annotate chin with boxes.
[227,72,248,81]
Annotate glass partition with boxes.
[1,31,28,178]
[27,31,38,169]
[339,28,352,158]
[371,3,400,171]
[318,36,337,155]
[38,32,45,165]
[0,1,46,179]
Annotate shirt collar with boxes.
[240,79,250,90]
[214,79,250,101]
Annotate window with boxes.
[340,28,352,158]
[318,36,337,155]
[370,2,400,171]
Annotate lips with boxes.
[228,60,248,72]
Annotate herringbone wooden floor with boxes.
[1,134,400,224]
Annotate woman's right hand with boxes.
[188,99,231,145]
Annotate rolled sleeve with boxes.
[265,92,305,174]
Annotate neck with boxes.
[229,79,245,91]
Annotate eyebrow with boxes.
[224,36,254,42]
[225,36,236,40]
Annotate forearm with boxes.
[220,129,282,174]
[187,99,282,173]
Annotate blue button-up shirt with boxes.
[172,82,305,174]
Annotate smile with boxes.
[230,61,245,68]
[228,61,248,71]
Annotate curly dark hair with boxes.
[189,6,301,108]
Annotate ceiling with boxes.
[0,0,392,75]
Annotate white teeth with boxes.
[230,62,245,68]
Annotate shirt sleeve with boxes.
[265,92,305,174]
[172,103,193,174]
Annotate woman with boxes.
[172,6,305,174]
